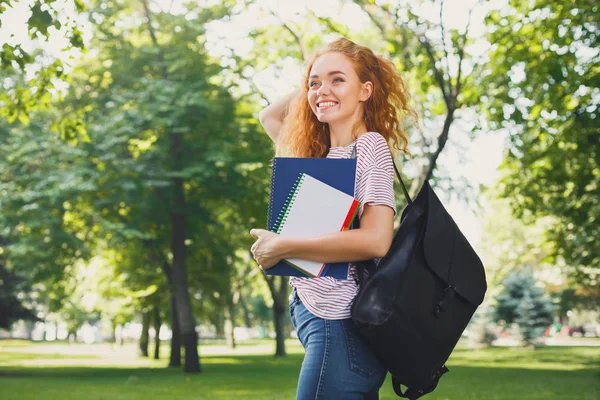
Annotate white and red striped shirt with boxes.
[289,131,397,319]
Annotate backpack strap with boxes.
[350,142,377,289]
[349,136,411,289]
[350,143,364,287]
[351,214,378,288]
[392,366,449,399]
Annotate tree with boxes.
[479,0,599,291]
[0,263,37,329]
[515,291,550,347]
[494,267,554,346]
[0,118,97,317]
[479,187,557,289]
[61,0,272,372]
[554,287,599,325]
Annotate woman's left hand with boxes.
[250,229,285,270]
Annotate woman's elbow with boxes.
[258,109,267,125]
[372,237,393,258]
[258,108,275,125]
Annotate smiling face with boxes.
[307,52,372,125]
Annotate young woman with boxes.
[250,37,414,399]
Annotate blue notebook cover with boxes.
[266,157,357,279]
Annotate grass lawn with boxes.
[0,339,598,400]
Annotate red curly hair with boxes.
[277,37,416,159]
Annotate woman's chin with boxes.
[316,113,334,123]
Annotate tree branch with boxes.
[439,0,452,96]
[140,0,168,79]
[352,2,412,67]
[419,34,450,107]
[267,9,306,61]
[425,110,454,182]
[455,2,479,98]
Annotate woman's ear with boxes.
[360,81,373,102]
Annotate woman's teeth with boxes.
[319,102,338,109]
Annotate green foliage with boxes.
[61,0,273,335]
[1,0,277,347]
[494,267,555,346]
[28,2,59,36]
[0,0,86,135]
[555,287,600,316]
[0,118,97,312]
[481,0,599,290]
[515,290,552,346]
[479,189,557,292]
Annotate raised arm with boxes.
[258,88,300,145]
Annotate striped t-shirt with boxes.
[289,131,397,320]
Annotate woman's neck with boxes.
[329,121,368,148]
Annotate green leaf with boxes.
[28,2,54,37]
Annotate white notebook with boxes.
[272,173,360,277]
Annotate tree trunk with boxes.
[110,320,117,343]
[265,275,289,357]
[156,261,182,368]
[424,109,455,182]
[26,320,34,340]
[168,290,182,367]
[215,308,225,338]
[273,293,287,356]
[139,310,150,357]
[225,297,236,349]
[153,305,161,360]
[115,324,124,346]
[141,0,199,373]
[237,291,252,328]
[171,209,200,373]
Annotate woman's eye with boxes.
[309,78,342,88]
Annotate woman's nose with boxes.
[316,81,331,96]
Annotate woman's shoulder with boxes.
[357,131,387,145]
[356,131,391,158]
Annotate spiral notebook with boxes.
[265,157,358,279]
[272,173,360,277]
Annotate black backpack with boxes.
[351,161,487,400]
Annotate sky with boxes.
[0,0,508,253]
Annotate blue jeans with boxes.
[289,288,387,399]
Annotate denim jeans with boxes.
[289,288,387,399]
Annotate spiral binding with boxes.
[272,173,306,234]
[267,159,277,230]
